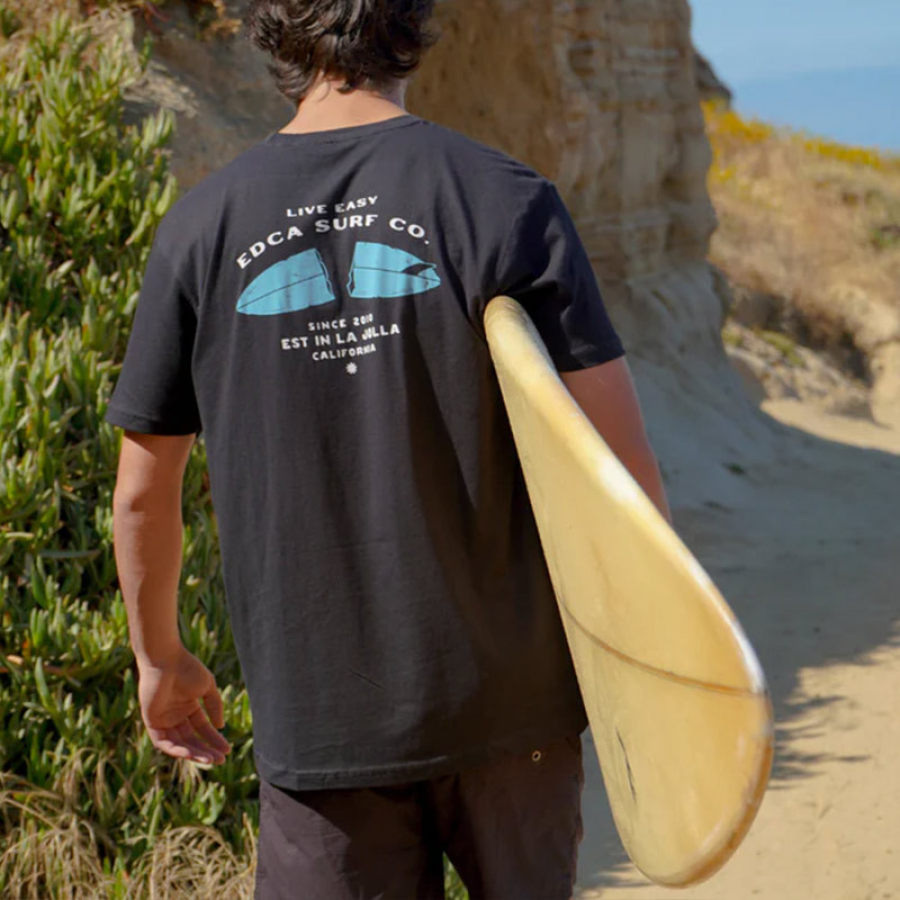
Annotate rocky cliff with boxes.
[127,0,785,508]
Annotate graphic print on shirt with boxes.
[347,242,441,298]
[235,248,335,316]
[234,193,440,372]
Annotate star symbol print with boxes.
[345,362,358,375]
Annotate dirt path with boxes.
[575,400,900,899]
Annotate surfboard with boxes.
[483,295,774,887]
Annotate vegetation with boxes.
[0,7,469,896]
[705,96,900,181]
[84,1,242,39]
[0,11,257,897]
[702,96,900,385]
[0,0,239,51]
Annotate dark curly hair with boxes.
[246,0,439,104]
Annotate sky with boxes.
[688,0,900,152]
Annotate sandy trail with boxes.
[575,399,900,899]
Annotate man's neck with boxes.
[278,76,409,135]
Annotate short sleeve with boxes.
[492,178,625,371]
[104,235,202,436]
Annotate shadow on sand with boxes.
[575,406,900,893]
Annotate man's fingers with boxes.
[148,730,197,760]
[188,707,232,755]
[175,720,223,763]
[156,721,220,764]
[144,698,231,765]
[201,686,226,730]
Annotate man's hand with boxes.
[137,645,232,766]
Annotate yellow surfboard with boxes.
[484,295,774,887]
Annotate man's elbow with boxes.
[111,480,185,522]
[609,438,657,485]
[618,442,672,523]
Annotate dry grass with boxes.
[123,818,256,899]
[0,771,257,899]
[0,0,239,58]
[703,98,900,371]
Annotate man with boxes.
[105,1,671,897]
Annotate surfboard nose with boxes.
[236,248,335,316]
[347,241,441,298]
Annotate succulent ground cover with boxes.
[0,11,257,897]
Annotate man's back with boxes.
[105,2,673,894]
[105,112,625,790]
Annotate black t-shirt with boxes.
[104,113,626,790]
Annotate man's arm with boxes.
[560,357,672,524]
[111,430,196,666]
[111,429,231,766]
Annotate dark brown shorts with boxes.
[254,731,585,900]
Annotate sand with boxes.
[575,399,900,899]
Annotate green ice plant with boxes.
[0,10,258,896]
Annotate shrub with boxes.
[0,11,256,896]
[702,96,900,176]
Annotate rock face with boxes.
[129,0,783,507]
[694,48,733,105]
[723,321,871,417]
[123,3,294,189]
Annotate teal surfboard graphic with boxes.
[347,242,441,299]
[236,249,335,316]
